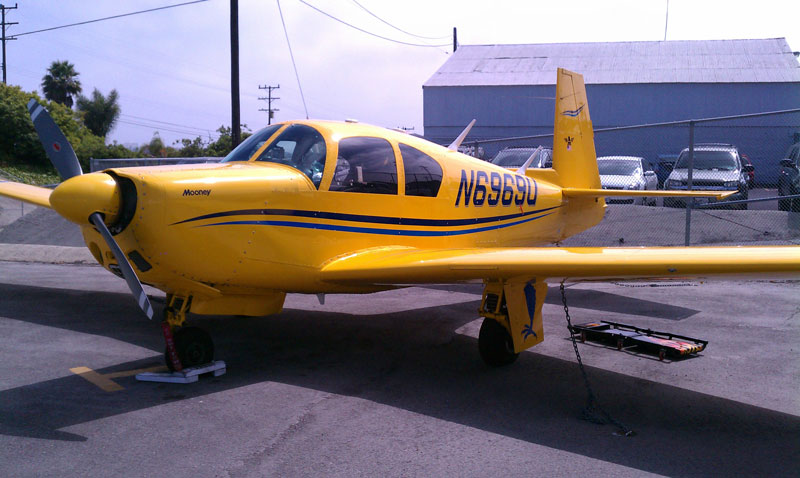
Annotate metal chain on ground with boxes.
[610,281,697,288]
[560,281,635,437]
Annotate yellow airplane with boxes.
[2,69,798,371]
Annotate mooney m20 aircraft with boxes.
[2,69,798,371]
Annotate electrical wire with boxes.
[297,0,449,48]
[120,113,215,135]
[10,0,209,38]
[277,0,309,119]
[350,0,449,40]
[117,119,216,138]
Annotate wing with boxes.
[321,245,800,285]
[0,180,53,208]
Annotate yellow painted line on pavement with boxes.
[70,365,168,392]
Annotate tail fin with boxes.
[551,69,601,189]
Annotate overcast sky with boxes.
[5,0,800,148]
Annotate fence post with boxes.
[684,120,695,246]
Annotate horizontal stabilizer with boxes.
[562,188,736,199]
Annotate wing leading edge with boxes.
[321,245,800,285]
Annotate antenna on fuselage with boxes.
[516,146,543,175]
[447,119,476,151]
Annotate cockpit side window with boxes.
[399,143,443,197]
[254,124,327,188]
[221,124,282,163]
[330,137,398,194]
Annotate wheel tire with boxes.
[478,318,519,367]
[166,326,214,371]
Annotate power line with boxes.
[9,0,209,38]
[350,0,449,41]
[119,114,214,135]
[297,0,449,48]
[277,0,309,119]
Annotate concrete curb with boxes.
[0,244,95,264]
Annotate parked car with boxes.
[597,156,658,205]
[778,142,800,212]
[741,153,755,189]
[663,143,751,209]
[491,147,552,168]
[655,154,677,189]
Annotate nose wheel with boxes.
[165,326,215,372]
[162,294,215,372]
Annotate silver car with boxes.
[597,156,658,205]
[491,147,552,168]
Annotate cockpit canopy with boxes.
[222,122,442,196]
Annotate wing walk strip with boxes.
[172,206,561,236]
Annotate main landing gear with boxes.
[478,317,519,367]
[162,294,215,372]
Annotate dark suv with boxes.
[663,144,752,209]
[778,142,800,212]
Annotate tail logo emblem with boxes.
[564,136,574,151]
[561,105,584,117]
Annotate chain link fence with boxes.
[466,109,800,246]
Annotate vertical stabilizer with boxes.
[551,69,601,189]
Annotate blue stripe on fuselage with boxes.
[199,212,555,236]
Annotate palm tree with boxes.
[76,88,120,137]
[41,60,82,108]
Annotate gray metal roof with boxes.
[424,38,800,87]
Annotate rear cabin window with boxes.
[253,124,327,188]
[399,143,442,197]
[330,137,398,194]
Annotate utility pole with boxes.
[453,27,457,52]
[1,3,18,84]
[230,0,241,147]
[258,84,280,125]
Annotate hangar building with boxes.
[423,38,800,185]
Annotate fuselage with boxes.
[70,120,604,295]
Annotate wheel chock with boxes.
[135,360,226,384]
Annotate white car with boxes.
[597,156,658,205]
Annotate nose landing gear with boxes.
[162,294,215,372]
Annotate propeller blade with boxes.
[89,212,154,320]
[27,99,83,181]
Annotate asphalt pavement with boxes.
[0,193,798,477]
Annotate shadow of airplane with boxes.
[0,282,797,476]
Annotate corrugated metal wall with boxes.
[423,82,800,185]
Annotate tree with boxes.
[41,60,82,108]
[76,88,120,137]
[0,83,138,172]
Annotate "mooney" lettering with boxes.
[183,189,211,197]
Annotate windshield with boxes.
[597,159,640,176]
[674,150,738,170]
[221,124,282,162]
[254,124,327,188]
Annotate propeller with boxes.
[26,99,83,180]
[89,212,154,319]
[28,99,154,320]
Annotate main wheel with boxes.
[478,318,519,367]
[166,326,214,371]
